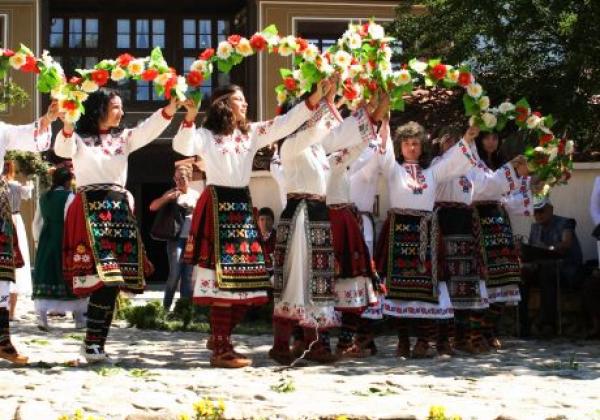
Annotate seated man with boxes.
[519,197,583,337]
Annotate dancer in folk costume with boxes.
[174,83,326,368]
[471,132,526,349]
[375,121,480,358]
[55,89,176,363]
[270,89,384,365]
[347,118,389,355]
[32,166,88,330]
[0,102,57,364]
[3,161,34,319]
[433,130,528,354]
[327,135,385,358]
[269,144,287,210]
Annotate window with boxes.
[67,18,98,48]
[183,19,211,49]
[50,18,64,48]
[117,19,130,49]
[136,19,165,49]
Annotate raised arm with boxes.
[4,101,58,153]
[431,126,480,183]
[125,101,176,153]
[377,135,397,179]
[252,99,318,149]
[321,106,377,154]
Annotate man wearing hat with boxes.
[519,197,583,336]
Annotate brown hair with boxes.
[2,160,16,179]
[393,121,431,168]
[203,84,250,135]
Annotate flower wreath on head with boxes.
[0,20,572,194]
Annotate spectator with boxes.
[149,164,199,310]
[257,207,276,276]
[520,197,583,336]
[590,176,600,265]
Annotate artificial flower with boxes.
[81,79,99,93]
[8,52,26,70]
[117,53,135,67]
[481,112,497,128]
[431,63,447,80]
[216,41,233,60]
[250,33,267,51]
[466,83,483,98]
[127,59,145,76]
[199,48,215,60]
[110,67,127,81]
[141,68,159,81]
[186,70,203,87]
[235,38,254,57]
[478,95,490,110]
[333,50,352,68]
[457,71,472,87]
[394,69,412,85]
[368,22,385,40]
[91,69,110,86]
[498,101,515,114]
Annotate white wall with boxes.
[250,162,600,263]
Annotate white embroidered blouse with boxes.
[173,101,316,188]
[54,109,173,187]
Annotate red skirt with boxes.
[63,191,151,297]
[328,205,373,279]
[183,186,215,268]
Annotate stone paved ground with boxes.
[1,298,600,420]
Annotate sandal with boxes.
[210,350,252,368]
[0,343,28,365]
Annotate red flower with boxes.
[63,100,77,111]
[532,111,542,118]
[283,77,297,91]
[199,48,215,61]
[343,79,359,101]
[539,133,553,146]
[21,56,40,74]
[367,80,378,92]
[117,53,135,67]
[69,76,82,85]
[358,23,369,37]
[350,57,358,65]
[227,34,241,46]
[558,139,566,155]
[141,68,158,81]
[164,76,177,100]
[91,69,110,86]
[515,106,529,122]
[249,34,267,51]
[431,64,447,80]
[2,48,14,57]
[272,46,279,55]
[186,70,203,87]
[457,71,472,87]
[296,37,308,52]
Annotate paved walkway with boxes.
[2,298,600,420]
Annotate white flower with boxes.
[266,34,280,47]
[381,46,392,61]
[81,79,99,93]
[278,44,294,56]
[346,33,363,50]
[64,108,81,124]
[409,60,427,75]
[50,87,66,100]
[217,41,233,60]
[154,72,172,86]
[565,140,574,155]
[466,83,483,98]
[526,114,541,129]
[277,89,288,105]
[9,52,26,70]
[547,146,558,161]
[478,96,490,111]
[482,112,497,128]
[349,64,364,78]
[191,59,212,75]
[319,62,335,76]
[174,76,188,100]
[368,23,385,40]
[447,69,459,83]
[235,38,254,57]
[333,50,352,68]
[127,59,145,76]
[302,44,319,62]
[72,90,89,103]
[41,50,54,68]
[378,60,392,78]
[542,184,551,196]
[393,69,412,85]
[534,146,546,153]
[498,101,515,114]
[111,67,127,81]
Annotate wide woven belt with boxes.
[77,183,128,194]
[473,200,500,206]
[435,201,471,209]
[286,193,325,202]
[328,203,355,210]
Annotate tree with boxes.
[387,0,600,156]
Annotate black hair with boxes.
[475,132,506,170]
[75,88,123,139]
[258,207,275,220]
[51,167,74,190]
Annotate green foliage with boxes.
[5,150,51,188]
[0,80,29,111]
[270,376,296,393]
[388,0,600,154]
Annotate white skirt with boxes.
[382,281,454,319]
[0,280,10,308]
[361,295,385,320]
[334,276,378,311]
[273,206,340,329]
[191,266,269,306]
[9,214,31,295]
[33,298,88,315]
[487,284,521,305]
[450,280,490,310]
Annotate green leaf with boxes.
[462,94,478,116]
[19,44,33,56]
[217,60,233,73]
[391,96,405,111]
[262,24,279,37]
[188,90,203,107]
[427,58,441,67]
[515,98,530,110]
[280,68,293,78]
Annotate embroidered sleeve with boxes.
[471,162,518,198]
[502,176,532,217]
[252,100,314,149]
[173,123,206,157]
[431,139,478,183]
[377,136,396,178]
[329,141,368,174]
[3,119,52,153]
[54,128,80,158]
[321,106,376,154]
[125,108,173,153]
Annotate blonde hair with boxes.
[175,164,193,181]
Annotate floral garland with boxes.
[0,24,573,192]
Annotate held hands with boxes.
[369,91,390,123]
[511,155,529,177]
[180,98,199,124]
[163,97,178,118]
[40,100,59,132]
[463,125,480,144]
[307,78,332,108]
[325,73,340,104]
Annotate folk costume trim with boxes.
[209,185,271,290]
[0,180,23,282]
